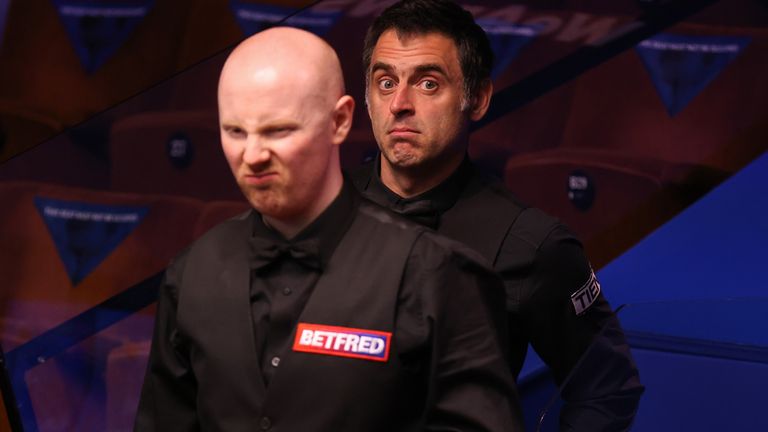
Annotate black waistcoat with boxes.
[176,202,426,432]
[350,165,525,267]
[351,164,556,374]
[437,174,524,265]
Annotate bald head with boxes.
[217,27,355,238]
[219,27,345,107]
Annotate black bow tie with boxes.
[249,236,322,271]
[394,200,440,229]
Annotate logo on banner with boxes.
[636,33,750,116]
[34,197,148,285]
[229,1,342,37]
[477,19,541,80]
[53,0,155,73]
[293,323,391,362]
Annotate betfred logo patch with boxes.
[293,323,391,362]
[571,270,601,316]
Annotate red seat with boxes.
[108,111,241,200]
[559,24,768,172]
[504,148,725,266]
[105,340,151,432]
[0,0,192,127]
[0,181,202,343]
[0,181,204,431]
[0,122,108,189]
[0,101,62,163]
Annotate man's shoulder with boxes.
[450,166,525,219]
[162,210,252,291]
[354,197,491,271]
[464,170,581,257]
[173,209,252,265]
[194,209,252,246]
[417,229,497,273]
[458,169,572,249]
[508,207,574,251]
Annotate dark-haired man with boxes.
[352,0,644,430]
[135,26,522,431]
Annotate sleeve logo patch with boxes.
[293,323,391,362]
[571,270,601,316]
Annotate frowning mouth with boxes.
[243,172,277,186]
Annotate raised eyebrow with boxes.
[371,61,395,76]
[413,63,447,77]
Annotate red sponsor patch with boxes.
[292,323,391,362]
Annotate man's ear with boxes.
[332,95,355,145]
[469,79,493,121]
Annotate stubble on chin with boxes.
[241,184,278,215]
[384,140,422,168]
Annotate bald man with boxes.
[134,28,523,431]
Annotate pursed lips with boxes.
[388,126,419,138]
[243,171,278,186]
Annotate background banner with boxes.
[33,197,148,285]
[52,0,155,73]
[229,1,342,37]
[636,33,751,116]
[477,19,542,79]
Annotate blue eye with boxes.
[379,79,395,90]
[419,80,438,91]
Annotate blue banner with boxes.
[229,1,342,37]
[636,33,750,116]
[34,197,148,285]
[477,19,541,80]
[52,0,154,73]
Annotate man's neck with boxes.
[379,153,463,198]
[264,172,343,239]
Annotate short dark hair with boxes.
[362,0,494,103]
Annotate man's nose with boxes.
[390,85,415,117]
[242,137,270,166]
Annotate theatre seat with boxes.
[0,181,202,343]
[102,199,247,431]
[105,340,151,432]
[0,0,191,127]
[0,128,109,189]
[559,24,768,172]
[503,149,725,267]
[0,102,62,163]
[109,110,241,200]
[0,181,204,431]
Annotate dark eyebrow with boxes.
[371,61,395,76]
[370,62,449,81]
[413,63,447,76]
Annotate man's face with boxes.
[219,69,336,221]
[367,30,470,171]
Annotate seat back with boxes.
[109,110,241,200]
